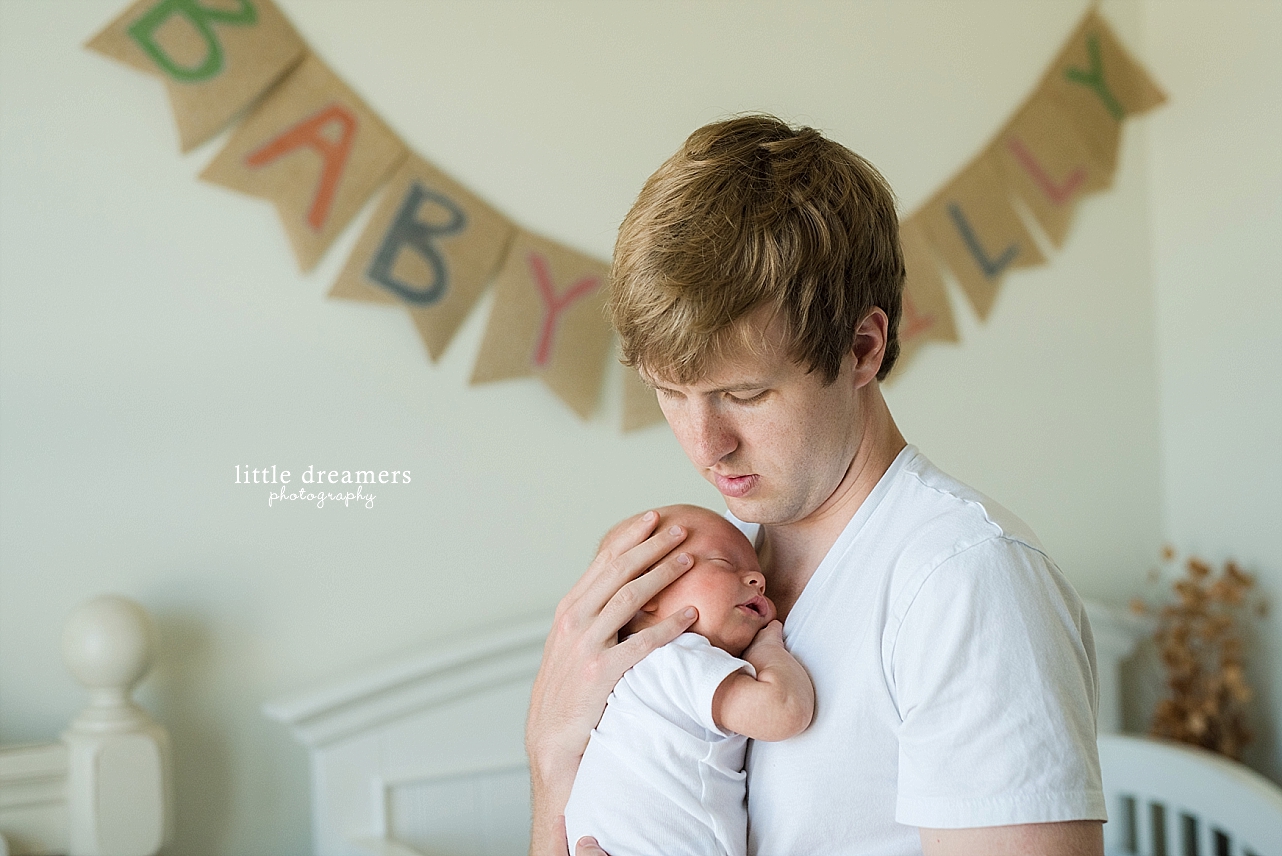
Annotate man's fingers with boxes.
[609,604,698,672]
[560,511,659,608]
[591,547,693,643]
[573,523,688,623]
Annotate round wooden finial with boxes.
[62,595,153,695]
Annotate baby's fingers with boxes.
[574,836,610,856]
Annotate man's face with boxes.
[645,314,864,528]
[626,505,774,656]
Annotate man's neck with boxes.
[759,387,906,621]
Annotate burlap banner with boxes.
[621,364,666,433]
[1039,10,1166,175]
[896,219,958,369]
[88,2,1166,424]
[995,95,1111,248]
[86,0,306,152]
[330,154,516,361]
[471,231,613,420]
[890,9,1164,374]
[918,151,1047,321]
[200,54,407,271]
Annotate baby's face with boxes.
[625,505,776,656]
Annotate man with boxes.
[526,115,1105,856]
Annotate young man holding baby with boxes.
[526,115,1106,856]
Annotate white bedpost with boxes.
[60,595,172,856]
[1083,599,1152,734]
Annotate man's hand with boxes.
[920,821,1104,856]
[526,510,697,856]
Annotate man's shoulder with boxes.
[885,447,1045,555]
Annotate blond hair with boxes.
[611,114,904,383]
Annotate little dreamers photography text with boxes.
[234,465,411,508]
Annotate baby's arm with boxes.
[710,621,814,742]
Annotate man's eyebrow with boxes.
[644,378,771,394]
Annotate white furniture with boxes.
[268,599,1277,856]
[266,617,547,856]
[0,596,172,856]
[1099,733,1282,856]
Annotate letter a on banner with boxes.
[200,54,407,271]
[330,154,515,361]
[86,0,306,151]
[471,231,612,419]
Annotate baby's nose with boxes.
[745,570,765,590]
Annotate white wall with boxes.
[0,1,1268,853]
[1143,0,1282,781]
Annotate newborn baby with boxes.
[563,504,815,856]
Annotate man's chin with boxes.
[724,495,777,525]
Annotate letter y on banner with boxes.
[199,54,407,271]
[86,0,306,151]
[471,231,612,419]
[1039,11,1166,176]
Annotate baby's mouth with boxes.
[739,596,770,618]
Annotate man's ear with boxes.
[851,308,889,387]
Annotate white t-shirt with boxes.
[564,633,756,856]
[734,446,1106,856]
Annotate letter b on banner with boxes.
[128,0,258,82]
[367,183,467,306]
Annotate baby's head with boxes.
[624,504,776,656]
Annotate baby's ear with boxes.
[620,603,658,641]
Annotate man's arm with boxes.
[711,621,814,741]
[525,510,698,856]
[920,820,1103,856]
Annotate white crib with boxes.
[1098,732,1282,856]
[8,598,1279,855]
[266,600,1282,856]
[0,597,172,856]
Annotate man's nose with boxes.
[683,406,736,468]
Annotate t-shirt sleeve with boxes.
[643,634,756,737]
[888,537,1107,828]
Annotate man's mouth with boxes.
[713,472,759,498]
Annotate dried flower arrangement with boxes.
[1130,548,1266,760]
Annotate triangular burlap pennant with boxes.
[199,53,407,271]
[892,217,957,373]
[1040,10,1167,176]
[995,93,1112,248]
[919,152,1046,321]
[330,154,515,361]
[471,231,612,419]
[621,364,666,432]
[85,0,306,152]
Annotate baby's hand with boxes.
[743,619,786,659]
